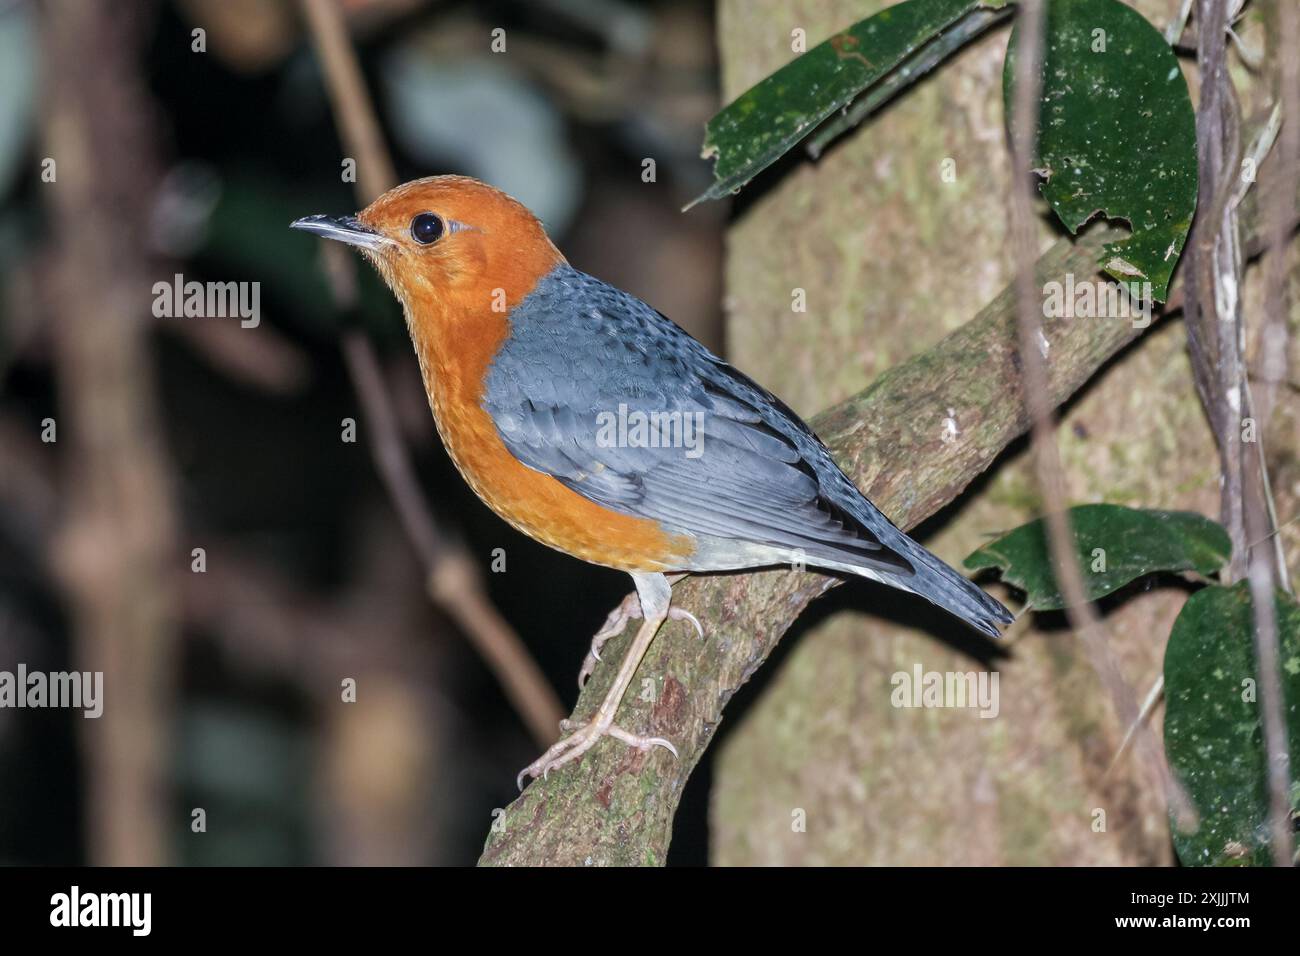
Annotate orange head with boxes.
[291,176,566,358]
[292,178,690,571]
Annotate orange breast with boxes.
[416,316,694,573]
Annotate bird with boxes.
[291,176,1014,788]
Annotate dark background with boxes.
[0,0,725,866]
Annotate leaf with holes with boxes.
[964,505,1230,610]
[1004,0,1197,300]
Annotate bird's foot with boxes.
[520,572,684,789]
[516,714,677,790]
[578,594,702,688]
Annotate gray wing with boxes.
[482,267,911,574]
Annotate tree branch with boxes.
[482,117,1300,860]
[481,221,1147,865]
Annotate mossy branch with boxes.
[480,153,1293,864]
[480,223,1138,866]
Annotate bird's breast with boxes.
[416,316,693,573]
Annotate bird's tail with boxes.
[828,526,1015,638]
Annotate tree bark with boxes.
[710,0,1295,866]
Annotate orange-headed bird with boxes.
[292,177,1012,788]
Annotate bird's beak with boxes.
[290,214,393,251]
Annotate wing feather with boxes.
[483,267,913,575]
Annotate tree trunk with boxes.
[711,0,1296,865]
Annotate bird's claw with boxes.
[672,607,704,640]
[516,717,678,790]
[578,597,703,688]
[607,725,678,757]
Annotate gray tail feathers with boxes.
[861,531,1014,638]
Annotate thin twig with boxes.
[1108,674,1165,779]
[1246,487,1295,865]
[1165,0,1195,46]
[298,0,395,205]
[1006,0,1188,823]
[297,0,564,747]
[1188,0,1249,578]
[1184,0,1293,866]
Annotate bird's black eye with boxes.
[410,212,445,245]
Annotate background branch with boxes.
[297,0,564,747]
[40,0,179,865]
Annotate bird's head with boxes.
[292,176,565,327]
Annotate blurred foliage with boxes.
[200,171,404,340]
[0,4,35,198]
[177,702,315,866]
[0,0,721,866]
[380,46,581,233]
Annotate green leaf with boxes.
[1004,0,1197,301]
[689,0,996,208]
[963,505,1230,610]
[1164,582,1300,866]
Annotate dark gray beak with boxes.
[290,214,393,251]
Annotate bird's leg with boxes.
[578,591,643,689]
[578,572,701,688]
[519,619,668,788]
[519,572,680,788]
